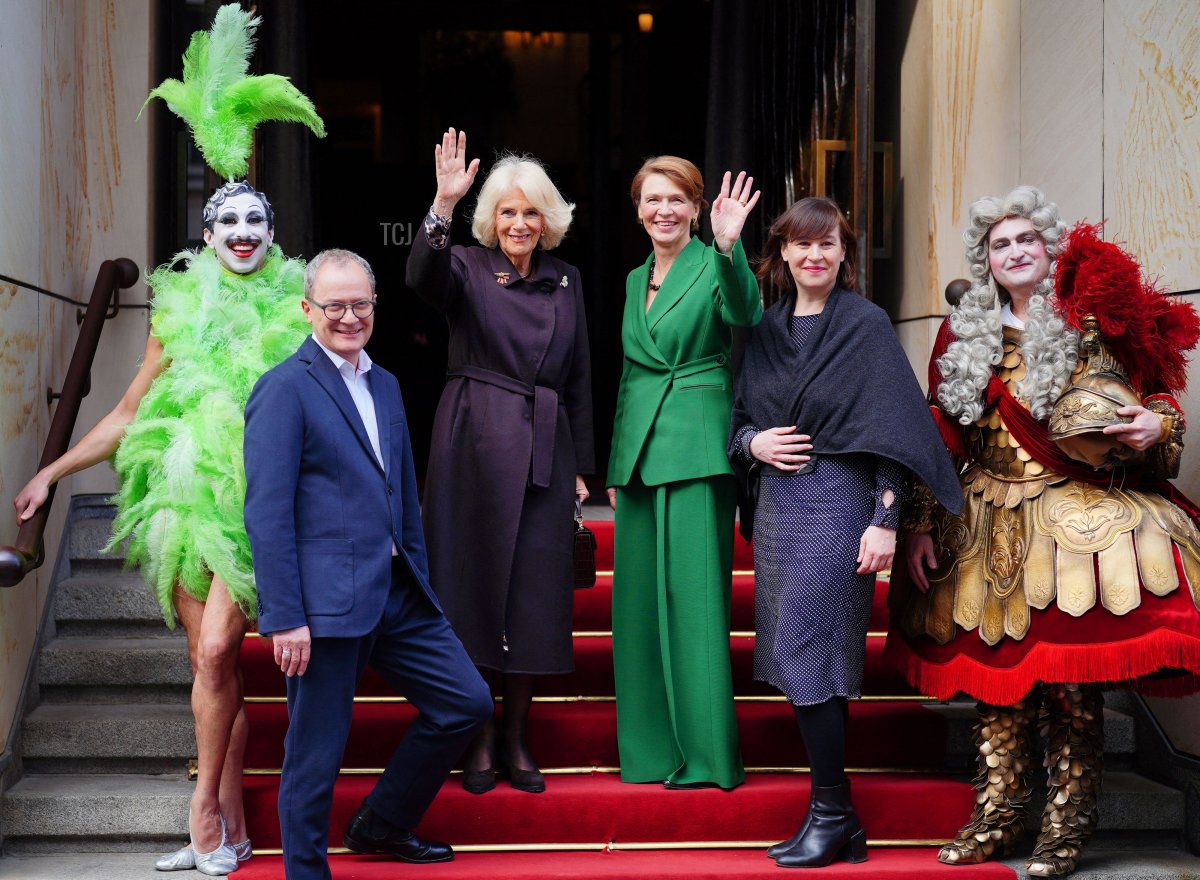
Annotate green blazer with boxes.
[607,236,762,488]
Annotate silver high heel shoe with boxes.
[155,837,252,871]
[187,813,239,876]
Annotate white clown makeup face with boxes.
[203,192,274,274]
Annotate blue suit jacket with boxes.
[244,336,440,638]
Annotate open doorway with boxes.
[304,2,712,473]
[154,0,904,479]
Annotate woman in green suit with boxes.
[606,156,762,790]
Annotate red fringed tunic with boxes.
[884,319,1200,705]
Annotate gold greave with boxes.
[1026,683,1104,877]
[938,696,1038,865]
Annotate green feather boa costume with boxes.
[107,245,309,625]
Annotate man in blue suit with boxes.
[244,248,492,880]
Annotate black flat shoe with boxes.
[343,800,453,863]
[461,767,496,795]
[507,765,546,793]
[663,780,720,790]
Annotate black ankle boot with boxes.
[767,790,813,859]
[774,781,867,868]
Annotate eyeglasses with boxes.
[307,298,376,320]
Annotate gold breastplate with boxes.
[964,327,1079,500]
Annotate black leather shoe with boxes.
[343,801,453,863]
[507,765,546,793]
[461,767,496,794]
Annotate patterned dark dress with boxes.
[735,314,907,705]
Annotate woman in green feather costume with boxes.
[15,183,309,874]
[15,6,324,869]
[112,230,308,622]
[15,6,324,872]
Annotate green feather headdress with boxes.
[141,3,325,181]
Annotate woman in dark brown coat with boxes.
[406,128,594,795]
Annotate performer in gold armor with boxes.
[885,186,1200,877]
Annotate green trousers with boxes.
[611,474,745,790]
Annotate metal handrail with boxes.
[0,271,148,323]
[0,258,140,588]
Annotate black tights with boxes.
[464,669,537,772]
[793,697,849,788]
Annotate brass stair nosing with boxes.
[246,628,890,639]
[249,839,942,856]
[568,631,890,639]
[244,694,934,704]
[239,765,942,777]
[595,570,758,577]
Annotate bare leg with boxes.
[219,680,249,844]
[174,576,249,852]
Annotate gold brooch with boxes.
[494,272,510,284]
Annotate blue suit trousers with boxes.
[278,562,492,880]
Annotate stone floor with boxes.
[2,849,1200,880]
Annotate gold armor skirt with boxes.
[887,466,1200,704]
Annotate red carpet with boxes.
[236,521,995,878]
[236,849,1016,879]
[243,773,982,849]
[243,700,946,770]
[240,632,914,699]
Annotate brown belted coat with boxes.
[406,230,594,672]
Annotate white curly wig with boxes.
[936,186,1079,424]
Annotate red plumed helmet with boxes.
[1054,222,1200,395]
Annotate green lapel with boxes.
[626,252,667,368]
[645,236,705,332]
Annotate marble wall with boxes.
[896,0,1022,375]
[898,0,1200,467]
[1105,0,1200,290]
[0,0,151,756]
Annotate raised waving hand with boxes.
[710,171,761,254]
[433,127,480,215]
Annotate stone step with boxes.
[1,774,190,852]
[0,853,177,879]
[1,847,1199,880]
[998,843,1200,879]
[38,637,190,688]
[0,770,1182,854]
[53,575,175,637]
[21,704,194,775]
[37,684,191,705]
[13,701,1139,775]
[67,515,126,575]
[15,699,1140,776]
[36,636,191,704]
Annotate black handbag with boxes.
[573,500,597,590]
